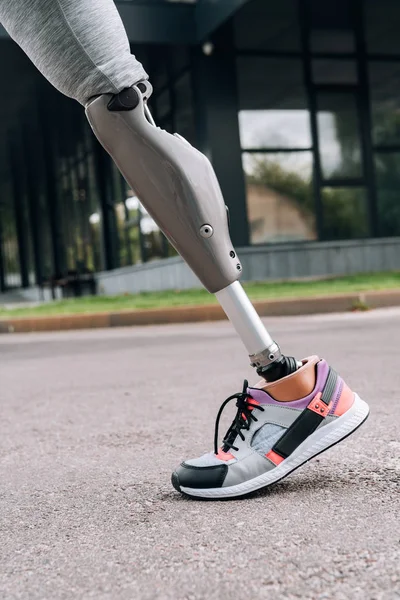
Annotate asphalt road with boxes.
[1,309,399,600]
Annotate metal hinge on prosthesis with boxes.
[107,82,153,112]
[250,344,299,382]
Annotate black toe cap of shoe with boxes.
[171,462,228,492]
[171,471,182,492]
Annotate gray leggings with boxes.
[0,0,148,105]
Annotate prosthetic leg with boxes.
[0,0,369,498]
[86,82,298,381]
[86,83,369,499]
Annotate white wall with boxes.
[96,238,400,295]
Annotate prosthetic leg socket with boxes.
[86,83,240,294]
[86,84,296,377]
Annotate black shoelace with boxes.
[214,380,265,455]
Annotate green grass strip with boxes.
[1,271,399,318]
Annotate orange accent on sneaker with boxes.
[215,448,235,461]
[241,397,260,420]
[247,397,260,409]
[334,383,355,416]
[266,449,285,465]
[308,392,331,416]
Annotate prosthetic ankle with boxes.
[85,83,299,381]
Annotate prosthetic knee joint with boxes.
[86,83,297,380]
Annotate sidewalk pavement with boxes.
[0,308,399,599]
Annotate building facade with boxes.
[1,0,400,293]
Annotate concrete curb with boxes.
[1,289,400,334]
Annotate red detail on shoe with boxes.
[246,397,260,411]
[265,449,284,465]
[215,448,235,461]
[308,392,331,416]
[241,397,260,421]
[334,384,355,416]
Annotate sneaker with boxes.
[171,356,369,499]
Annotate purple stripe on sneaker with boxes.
[330,378,344,415]
[248,360,330,410]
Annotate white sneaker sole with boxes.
[180,393,370,499]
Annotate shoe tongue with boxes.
[253,356,319,402]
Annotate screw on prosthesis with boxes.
[257,355,299,382]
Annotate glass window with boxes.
[239,111,311,150]
[243,152,316,244]
[317,92,362,179]
[374,153,400,236]
[365,0,400,55]
[234,0,301,52]
[110,164,131,269]
[309,0,355,54]
[149,46,168,90]
[9,166,35,285]
[139,209,166,261]
[124,189,142,264]
[169,45,190,77]
[59,148,98,277]
[174,72,196,145]
[21,190,35,285]
[155,89,171,121]
[37,190,54,281]
[73,152,100,275]
[68,163,85,271]
[310,31,355,55]
[369,62,400,147]
[29,133,54,282]
[85,151,102,272]
[321,187,368,239]
[125,189,166,262]
[59,161,77,272]
[0,183,21,288]
[237,57,311,149]
[312,60,357,85]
